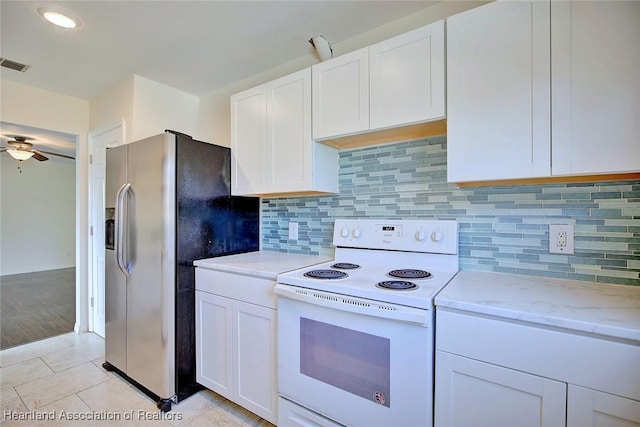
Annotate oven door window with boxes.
[300,317,391,407]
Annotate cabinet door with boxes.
[234,301,277,423]
[370,21,445,130]
[195,291,233,399]
[231,85,267,195]
[312,48,369,139]
[267,68,312,193]
[552,1,640,175]
[435,351,566,427]
[447,1,551,182]
[568,385,640,427]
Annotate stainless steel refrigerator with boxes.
[103,130,259,411]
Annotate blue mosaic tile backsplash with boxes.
[262,136,640,285]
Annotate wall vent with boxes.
[0,58,30,72]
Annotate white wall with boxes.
[132,75,200,141]
[90,76,134,142]
[90,74,200,143]
[0,156,76,275]
[0,78,90,332]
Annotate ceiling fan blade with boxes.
[32,151,49,161]
[1,134,35,142]
[36,149,74,160]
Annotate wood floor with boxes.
[0,268,75,350]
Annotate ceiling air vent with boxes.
[0,58,31,72]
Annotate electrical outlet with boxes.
[549,224,574,254]
[288,222,299,240]
[557,231,567,247]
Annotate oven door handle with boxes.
[274,284,429,326]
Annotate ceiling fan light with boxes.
[7,149,35,161]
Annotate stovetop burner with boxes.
[388,269,432,279]
[276,219,459,310]
[331,262,361,270]
[376,280,418,290]
[304,269,348,280]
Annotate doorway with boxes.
[0,122,77,349]
[88,120,124,337]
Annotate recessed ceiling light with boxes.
[37,6,81,29]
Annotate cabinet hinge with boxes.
[90,297,94,308]
[90,226,93,236]
[90,154,93,165]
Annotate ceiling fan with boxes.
[0,135,75,161]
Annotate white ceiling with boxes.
[1,0,439,101]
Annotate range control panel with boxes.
[333,219,458,254]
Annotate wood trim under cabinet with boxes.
[454,173,640,188]
[246,190,338,198]
[316,119,447,150]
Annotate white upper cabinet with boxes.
[312,20,446,142]
[551,1,640,176]
[231,68,338,197]
[370,21,445,130]
[447,1,551,182]
[447,0,640,183]
[231,86,267,195]
[267,69,312,194]
[312,48,370,140]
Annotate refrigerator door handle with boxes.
[115,183,132,276]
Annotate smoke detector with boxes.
[309,35,333,62]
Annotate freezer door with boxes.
[126,133,176,399]
[104,145,128,371]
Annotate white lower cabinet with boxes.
[435,351,566,427]
[234,300,276,419]
[435,308,640,427]
[568,385,640,427]
[195,269,277,424]
[196,291,233,398]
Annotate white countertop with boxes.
[436,270,640,343]
[193,250,332,280]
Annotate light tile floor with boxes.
[0,332,275,426]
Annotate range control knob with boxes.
[341,228,349,238]
[415,231,427,241]
[431,231,444,243]
[352,229,362,238]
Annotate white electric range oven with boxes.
[275,219,459,427]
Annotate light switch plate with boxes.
[288,222,299,240]
[549,224,574,254]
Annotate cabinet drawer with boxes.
[436,308,640,400]
[195,268,276,309]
